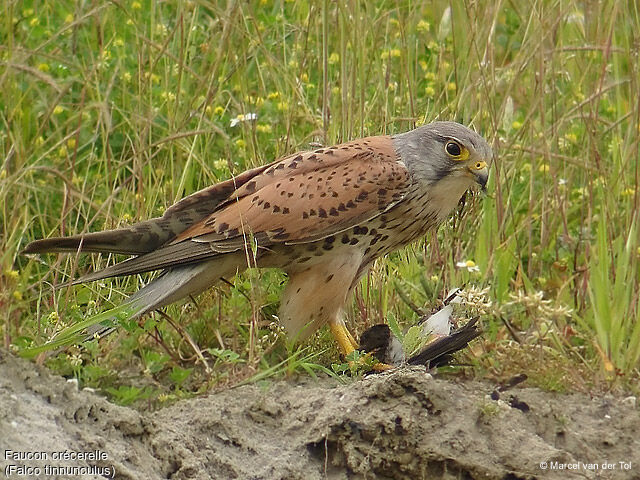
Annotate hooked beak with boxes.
[468,161,489,192]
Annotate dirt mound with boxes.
[1,349,638,479]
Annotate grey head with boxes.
[392,121,493,191]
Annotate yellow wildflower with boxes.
[4,269,19,281]
[213,159,227,170]
[380,49,401,60]
[417,20,430,32]
[37,63,50,72]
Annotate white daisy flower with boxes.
[230,112,258,127]
[456,260,480,273]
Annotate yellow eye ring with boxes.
[445,140,469,160]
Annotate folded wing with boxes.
[30,136,410,284]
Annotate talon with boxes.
[371,361,395,372]
[345,350,396,373]
[330,323,396,373]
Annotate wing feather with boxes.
[22,163,272,255]
[174,136,409,249]
[69,135,408,282]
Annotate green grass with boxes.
[2,0,639,405]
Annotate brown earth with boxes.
[1,349,639,480]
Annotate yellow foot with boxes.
[329,322,359,356]
[329,322,396,373]
[370,361,395,372]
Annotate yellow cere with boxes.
[472,161,487,170]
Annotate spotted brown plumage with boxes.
[22,121,492,356]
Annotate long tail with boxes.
[22,163,270,256]
[22,221,179,256]
[86,255,243,339]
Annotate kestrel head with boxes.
[392,121,492,192]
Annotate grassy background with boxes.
[1,0,639,405]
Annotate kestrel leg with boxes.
[279,252,362,353]
[279,251,394,371]
[329,320,359,356]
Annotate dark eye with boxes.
[446,141,462,156]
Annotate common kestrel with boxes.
[23,121,492,357]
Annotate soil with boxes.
[1,349,639,480]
